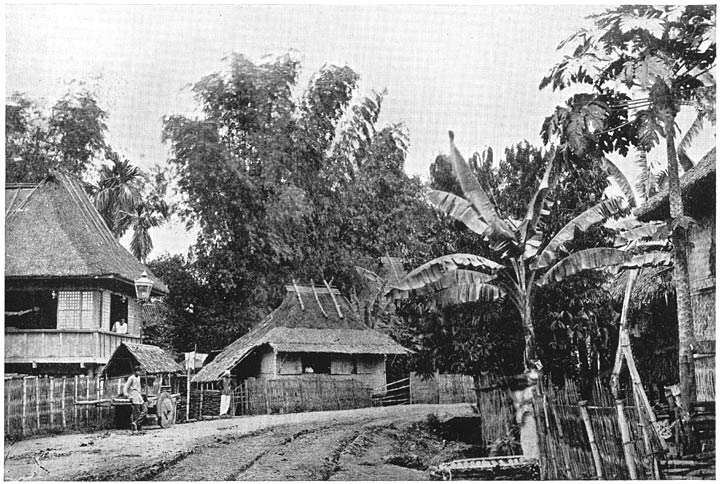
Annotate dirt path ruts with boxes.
[4,404,473,481]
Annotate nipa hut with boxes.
[634,148,716,402]
[193,284,411,390]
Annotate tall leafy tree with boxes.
[161,53,427,351]
[6,91,108,183]
[540,4,716,409]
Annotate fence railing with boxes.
[372,377,410,406]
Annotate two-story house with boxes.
[5,170,168,377]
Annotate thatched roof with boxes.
[5,170,167,295]
[607,265,674,307]
[635,148,716,222]
[193,284,411,382]
[103,343,184,377]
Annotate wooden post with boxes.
[85,376,91,425]
[634,386,660,479]
[579,400,603,479]
[186,369,191,422]
[74,376,79,429]
[616,399,638,479]
[22,377,28,436]
[264,379,270,415]
[35,377,40,430]
[49,378,55,429]
[61,377,67,428]
[408,374,412,405]
[549,397,573,478]
[332,381,341,410]
[199,387,204,420]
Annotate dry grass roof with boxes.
[103,342,184,377]
[5,170,167,294]
[635,148,716,222]
[193,284,411,382]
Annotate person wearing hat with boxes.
[123,366,147,430]
[220,370,233,416]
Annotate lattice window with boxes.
[57,291,96,329]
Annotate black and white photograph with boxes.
[4,3,716,480]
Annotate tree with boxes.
[161,53,429,351]
[6,91,108,183]
[540,4,716,410]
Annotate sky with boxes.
[5,4,715,260]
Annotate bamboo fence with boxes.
[4,375,125,440]
[408,373,477,404]
[536,377,666,480]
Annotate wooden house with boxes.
[192,284,410,390]
[635,148,715,402]
[5,170,167,377]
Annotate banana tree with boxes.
[387,132,643,374]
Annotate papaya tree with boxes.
[540,5,716,410]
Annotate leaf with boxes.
[355,266,386,286]
[446,132,518,247]
[389,269,496,301]
[601,157,637,208]
[387,253,503,296]
[426,282,505,311]
[633,147,651,202]
[619,251,673,270]
[533,197,629,270]
[539,248,632,285]
[426,190,490,237]
[613,221,665,246]
[519,146,556,246]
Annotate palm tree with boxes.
[94,151,143,237]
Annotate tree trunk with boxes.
[665,118,697,412]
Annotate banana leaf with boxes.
[446,132,518,247]
[519,146,556,245]
[539,248,632,285]
[387,253,503,296]
[427,190,490,237]
[425,282,505,311]
[532,197,629,270]
[601,157,637,208]
[387,269,496,300]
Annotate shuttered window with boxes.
[57,291,96,329]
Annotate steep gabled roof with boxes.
[635,148,716,222]
[193,284,411,382]
[102,342,184,377]
[5,170,167,294]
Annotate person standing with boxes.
[220,371,233,416]
[124,366,147,430]
[112,318,128,334]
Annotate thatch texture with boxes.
[103,343,184,377]
[635,148,716,222]
[193,285,411,382]
[5,170,167,294]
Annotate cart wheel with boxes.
[157,392,175,428]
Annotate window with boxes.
[5,290,57,329]
[301,353,331,374]
[57,291,96,329]
[110,294,129,332]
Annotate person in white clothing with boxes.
[123,366,147,430]
[220,371,233,416]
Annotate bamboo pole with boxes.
[74,376,79,428]
[542,393,560,479]
[616,399,638,479]
[49,378,55,429]
[611,269,638,399]
[579,400,603,479]
[61,377,67,428]
[323,279,343,318]
[264,379,270,415]
[22,377,28,436]
[292,279,305,310]
[634,386,660,479]
[548,397,573,478]
[85,376,91,425]
[186,368,191,422]
[199,387,204,419]
[35,376,40,430]
[310,280,328,318]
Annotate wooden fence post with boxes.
[85,376,91,425]
[199,387,204,420]
[49,377,55,429]
[186,369,191,422]
[264,379,270,415]
[408,374,413,405]
[74,376,79,429]
[96,376,101,427]
[22,377,28,436]
[579,400,603,479]
[61,377,67,429]
[35,376,40,430]
[616,399,638,479]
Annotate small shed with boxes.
[103,343,184,393]
[193,284,410,390]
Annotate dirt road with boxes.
[4,404,476,481]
